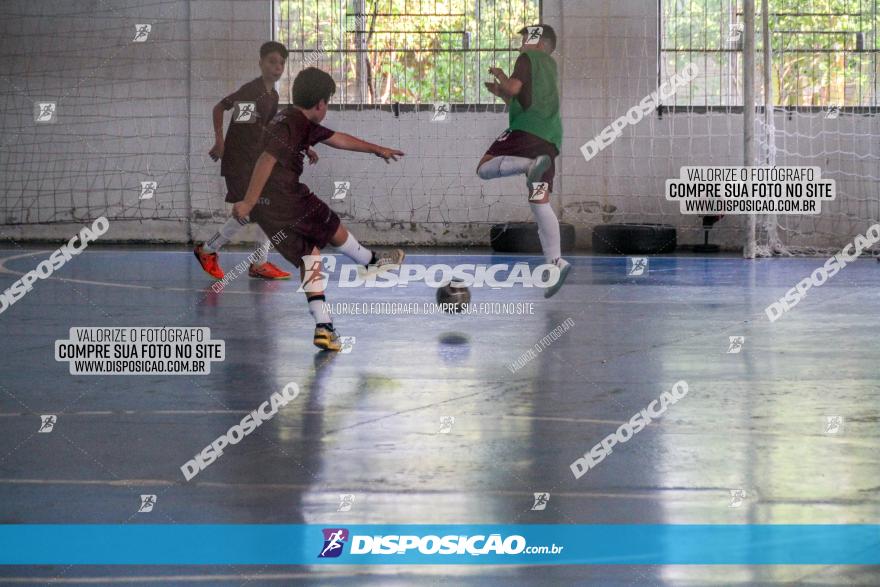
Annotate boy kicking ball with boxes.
[194,41,300,281]
[232,67,405,351]
[477,24,571,298]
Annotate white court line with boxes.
[0,478,670,500]
[0,250,731,300]
[0,250,541,257]
[0,409,708,432]
[0,567,514,583]
[0,248,748,261]
[0,410,260,417]
[0,571,387,584]
[0,411,636,426]
[0,251,255,296]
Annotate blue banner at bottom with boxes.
[1,525,879,565]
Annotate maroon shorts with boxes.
[224,174,250,204]
[249,185,341,269]
[484,130,559,190]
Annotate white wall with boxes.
[1,0,877,250]
[0,0,192,242]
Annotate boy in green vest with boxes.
[478,24,570,298]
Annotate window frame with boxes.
[657,0,880,113]
[271,0,543,108]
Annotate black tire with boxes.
[490,222,576,254]
[591,223,677,255]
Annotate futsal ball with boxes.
[436,278,471,313]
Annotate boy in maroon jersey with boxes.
[195,41,307,281]
[232,67,405,351]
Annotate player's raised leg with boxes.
[328,224,404,274]
[476,151,551,185]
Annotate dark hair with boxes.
[260,41,289,60]
[291,67,336,108]
[518,24,557,53]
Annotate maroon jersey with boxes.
[262,107,335,195]
[220,77,279,178]
[250,108,339,267]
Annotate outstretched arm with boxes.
[322,132,404,163]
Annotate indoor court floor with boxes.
[1,246,879,585]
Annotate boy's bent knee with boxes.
[476,155,494,177]
[329,224,348,247]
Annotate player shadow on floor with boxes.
[189,275,341,523]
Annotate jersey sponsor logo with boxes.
[234,102,257,123]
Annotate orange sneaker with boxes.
[248,261,291,280]
[194,244,224,279]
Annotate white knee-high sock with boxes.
[477,156,532,180]
[204,216,248,253]
[250,239,270,266]
[333,232,372,266]
[248,225,271,266]
[307,294,333,326]
[530,202,562,264]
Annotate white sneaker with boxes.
[526,155,552,185]
[360,248,406,278]
[544,258,571,299]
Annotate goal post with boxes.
[743,0,757,258]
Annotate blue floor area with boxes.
[1,246,879,585]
